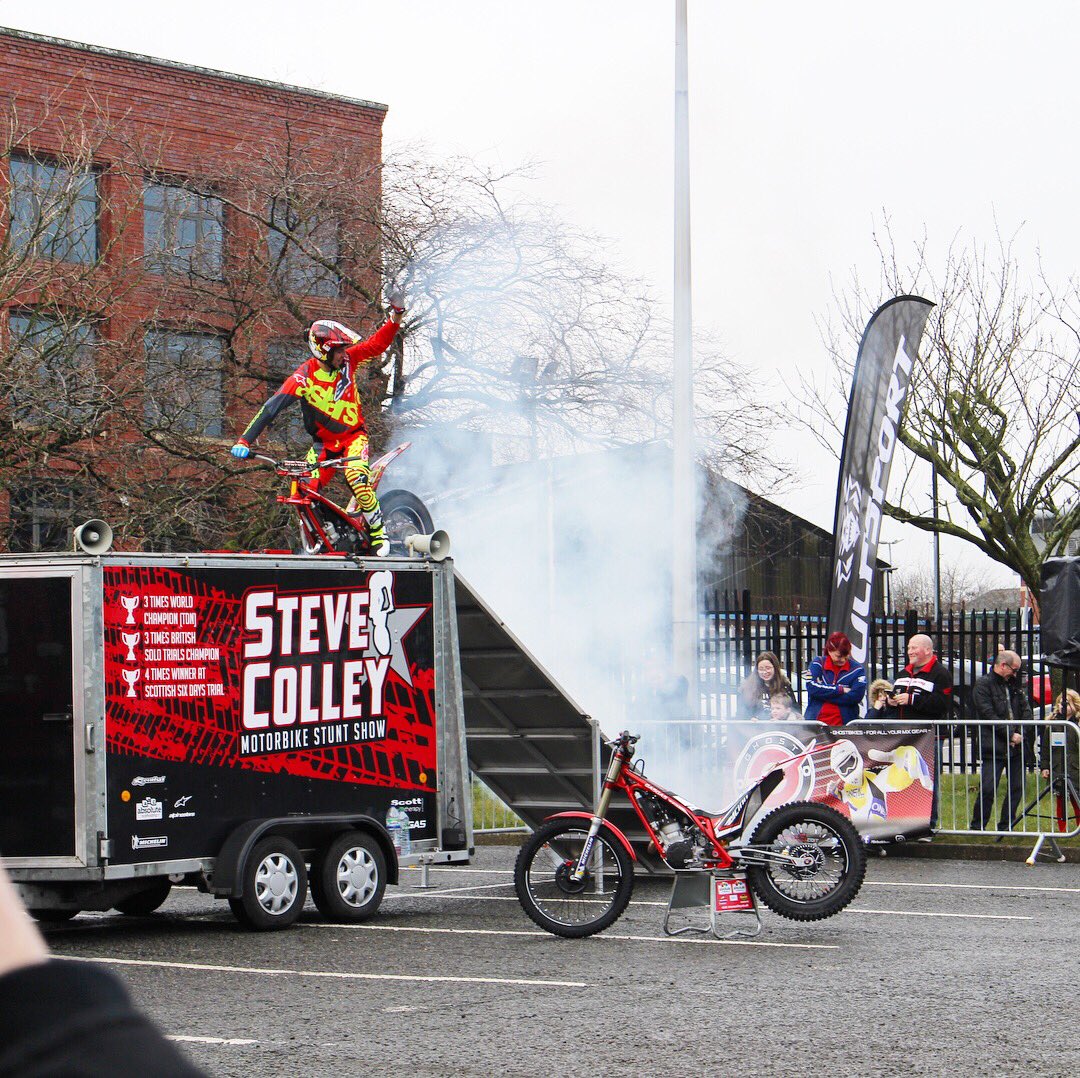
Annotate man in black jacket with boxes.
[889,634,953,833]
[970,649,1033,830]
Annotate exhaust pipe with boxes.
[405,530,451,562]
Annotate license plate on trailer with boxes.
[714,874,753,913]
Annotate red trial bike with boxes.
[514,731,866,938]
[243,444,434,556]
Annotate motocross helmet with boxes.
[830,739,863,785]
[309,320,359,361]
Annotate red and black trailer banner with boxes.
[102,564,437,864]
[827,296,933,664]
[733,722,934,839]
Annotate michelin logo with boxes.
[131,835,168,850]
[132,776,165,787]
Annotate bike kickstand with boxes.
[661,871,764,940]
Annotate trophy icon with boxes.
[122,668,140,698]
[121,631,140,662]
[120,595,140,625]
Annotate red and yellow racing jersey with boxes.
[241,319,398,449]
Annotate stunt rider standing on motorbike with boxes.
[230,297,404,556]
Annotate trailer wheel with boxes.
[228,836,308,931]
[27,908,78,923]
[310,831,387,922]
[114,881,172,916]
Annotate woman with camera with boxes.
[1039,689,1080,830]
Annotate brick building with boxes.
[0,26,391,550]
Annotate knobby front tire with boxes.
[514,819,634,938]
[745,801,866,922]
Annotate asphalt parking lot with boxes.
[41,848,1080,1077]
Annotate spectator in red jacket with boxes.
[804,631,867,726]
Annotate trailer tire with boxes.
[28,908,78,923]
[310,831,387,922]
[229,836,308,931]
[114,881,172,916]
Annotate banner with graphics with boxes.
[103,563,438,864]
[733,721,934,839]
[827,296,934,663]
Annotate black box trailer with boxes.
[0,552,472,929]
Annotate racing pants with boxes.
[306,433,385,536]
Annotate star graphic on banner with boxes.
[367,604,425,686]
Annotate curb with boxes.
[872,841,1080,864]
[475,832,526,847]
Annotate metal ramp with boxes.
[453,571,659,869]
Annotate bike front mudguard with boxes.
[544,811,638,862]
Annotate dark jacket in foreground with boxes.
[0,960,205,1076]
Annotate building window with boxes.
[6,312,98,424]
[7,480,86,552]
[144,330,224,437]
[9,156,98,264]
[267,197,340,298]
[144,182,224,278]
[265,338,310,447]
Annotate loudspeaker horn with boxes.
[405,530,451,562]
[73,519,114,556]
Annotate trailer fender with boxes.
[544,812,637,862]
[213,815,397,897]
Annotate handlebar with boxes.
[242,452,367,478]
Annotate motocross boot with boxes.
[365,506,391,558]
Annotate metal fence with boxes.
[471,777,524,833]
[701,591,1078,719]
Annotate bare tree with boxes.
[211,143,788,482]
[890,559,1002,616]
[803,223,1080,594]
[3,100,788,555]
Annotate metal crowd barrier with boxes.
[471,716,1079,863]
[930,717,1080,862]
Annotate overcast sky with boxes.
[4,0,1076,585]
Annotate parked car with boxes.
[1019,655,1054,712]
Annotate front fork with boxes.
[570,749,626,882]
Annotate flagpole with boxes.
[673,0,698,708]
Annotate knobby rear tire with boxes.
[745,801,866,922]
[514,818,634,938]
[379,489,434,555]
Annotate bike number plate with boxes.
[714,874,753,913]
